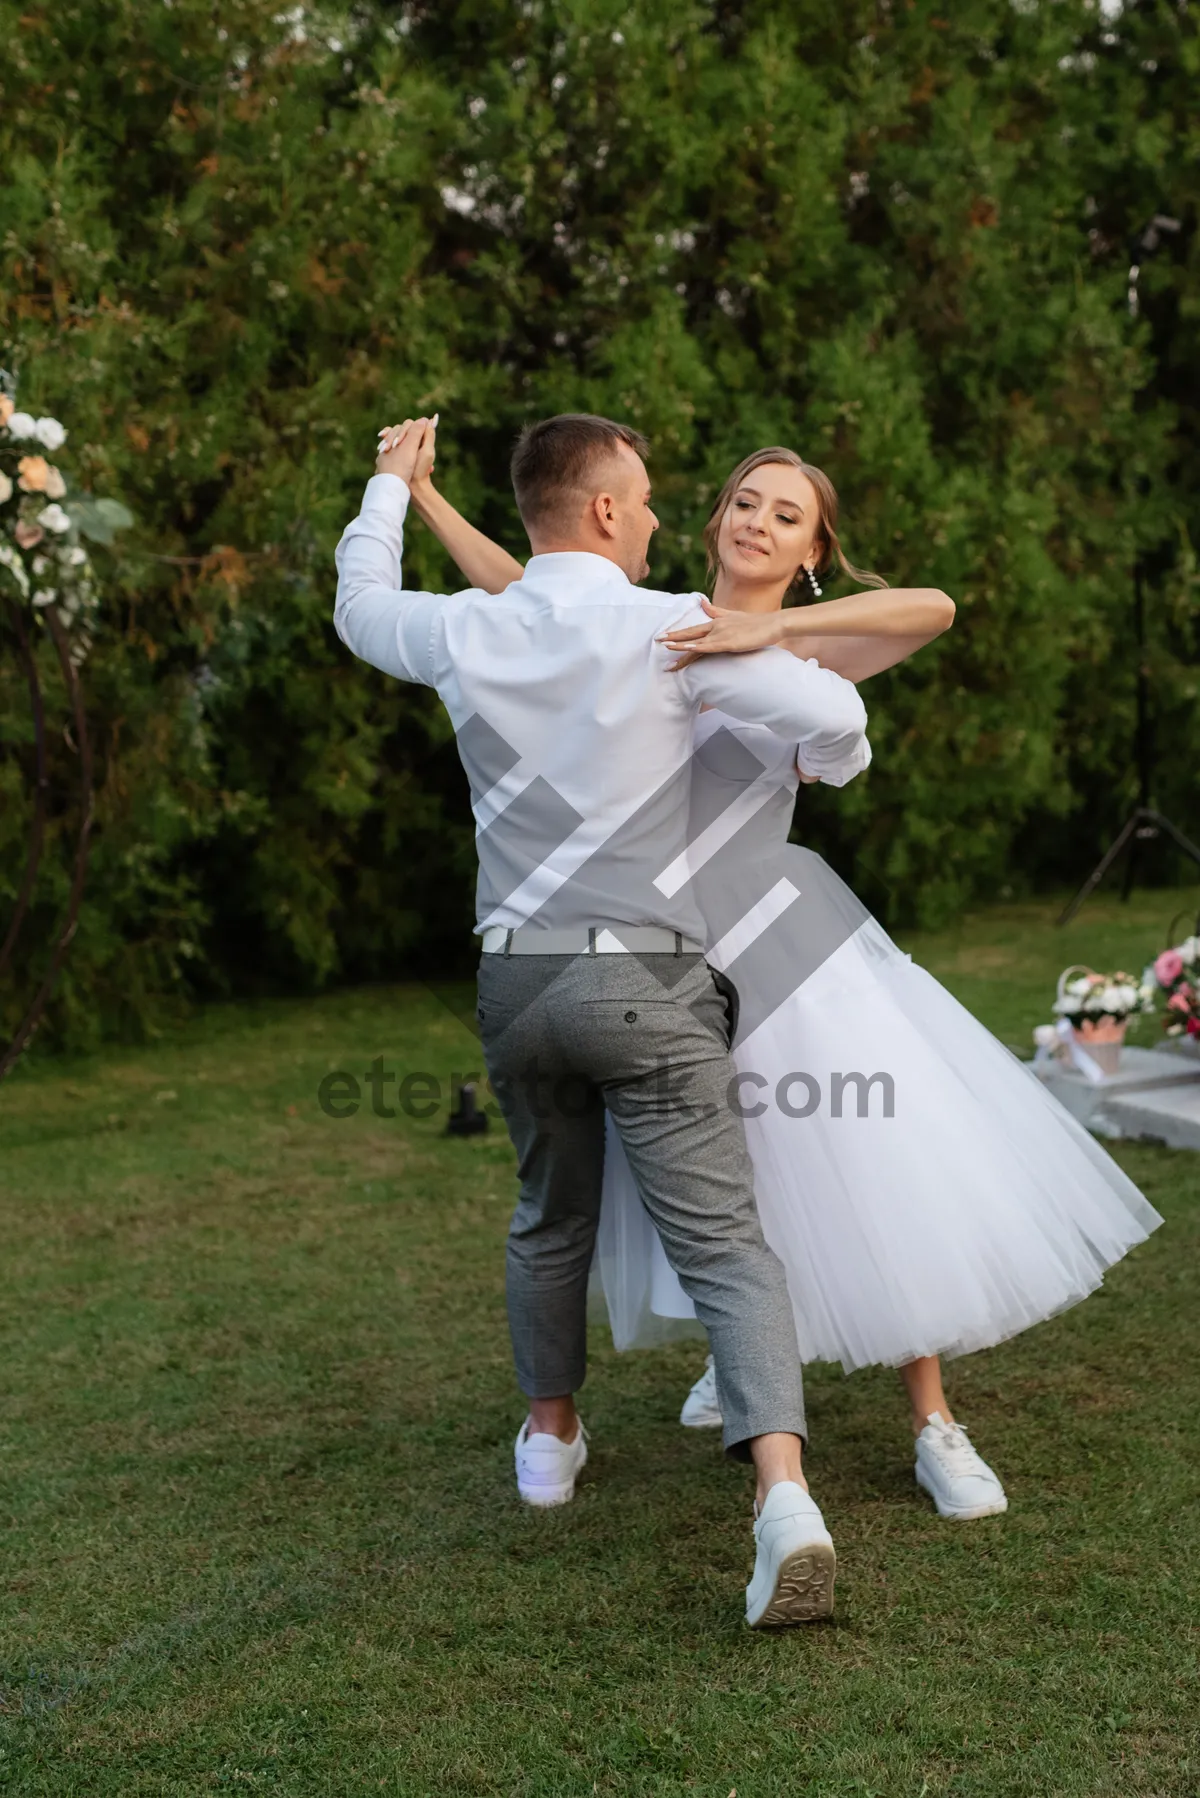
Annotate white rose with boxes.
[63,545,88,566]
[0,471,11,503]
[1033,1024,1058,1047]
[37,503,71,534]
[6,411,38,439]
[35,417,67,452]
[0,544,30,594]
[1068,976,1093,998]
[32,588,57,606]
[32,555,48,575]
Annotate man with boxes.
[334,413,870,1627]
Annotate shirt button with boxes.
[624,1010,638,1023]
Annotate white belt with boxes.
[479,925,706,957]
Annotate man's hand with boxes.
[375,416,437,486]
[657,597,783,670]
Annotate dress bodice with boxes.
[685,710,870,1043]
[689,709,800,860]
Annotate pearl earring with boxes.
[803,565,822,599]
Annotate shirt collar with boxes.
[521,551,632,594]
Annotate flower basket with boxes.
[1070,1015,1127,1078]
[1040,965,1156,1082]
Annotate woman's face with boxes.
[716,462,822,590]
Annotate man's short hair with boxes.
[510,413,650,534]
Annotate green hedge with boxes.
[2,0,1198,1052]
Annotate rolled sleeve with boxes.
[797,731,872,788]
[683,642,870,783]
[334,473,444,686]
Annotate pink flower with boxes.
[13,520,43,549]
[1167,991,1192,1014]
[1155,949,1185,986]
[1188,1018,1200,1038]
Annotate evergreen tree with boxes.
[1,0,1196,1048]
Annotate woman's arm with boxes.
[382,417,525,595]
[660,588,955,677]
[781,586,955,643]
[783,629,942,683]
[409,481,525,595]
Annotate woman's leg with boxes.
[900,1355,954,1434]
[903,1355,1007,1518]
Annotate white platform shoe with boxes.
[745,1481,837,1627]
[514,1417,589,1507]
[679,1355,723,1429]
[915,1412,1008,1520]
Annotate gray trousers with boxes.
[476,951,807,1459]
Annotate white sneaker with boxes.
[514,1417,588,1508]
[915,1412,1008,1521]
[745,1481,836,1628]
[680,1355,723,1429]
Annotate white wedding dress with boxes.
[593,710,1162,1372]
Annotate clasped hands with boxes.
[376,416,438,489]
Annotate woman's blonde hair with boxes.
[702,446,886,597]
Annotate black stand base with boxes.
[1057,807,1200,927]
[446,1080,489,1136]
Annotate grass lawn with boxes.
[1,889,1197,1795]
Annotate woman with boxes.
[384,417,1162,1521]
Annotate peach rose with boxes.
[17,454,50,493]
[0,396,12,426]
[43,466,66,499]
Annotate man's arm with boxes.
[677,626,870,788]
[334,472,450,686]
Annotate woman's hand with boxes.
[375,415,438,487]
[657,597,783,670]
[409,414,437,493]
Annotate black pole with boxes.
[1057,213,1187,926]
[1120,558,1152,900]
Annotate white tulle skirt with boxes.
[594,917,1162,1373]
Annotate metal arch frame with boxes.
[0,600,94,1082]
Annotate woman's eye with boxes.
[777,514,797,526]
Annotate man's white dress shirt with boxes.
[335,473,871,940]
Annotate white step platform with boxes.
[1032,1044,1200,1148]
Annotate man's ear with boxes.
[589,490,619,540]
